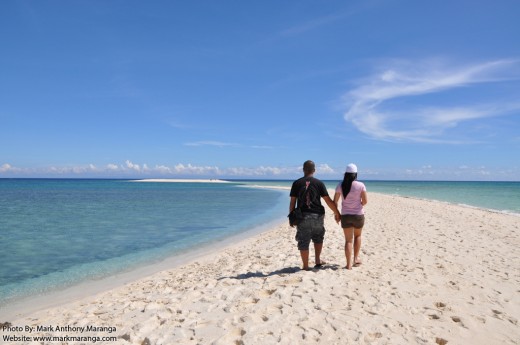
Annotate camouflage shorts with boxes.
[295,214,325,250]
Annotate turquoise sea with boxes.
[0,179,287,307]
[237,180,520,214]
[0,179,519,309]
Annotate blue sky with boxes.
[1,0,519,180]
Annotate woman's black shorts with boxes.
[340,214,365,229]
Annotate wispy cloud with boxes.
[168,120,191,130]
[279,2,374,37]
[183,141,239,148]
[184,141,278,150]
[343,59,520,143]
[251,145,274,149]
[280,12,347,37]
[226,164,336,176]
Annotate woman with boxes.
[334,163,368,270]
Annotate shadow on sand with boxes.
[217,263,342,280]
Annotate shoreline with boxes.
[0,199,288,321]
[0,182,288,319]
[2,190,517,317]
[392,193,520,217]
[3,192,519,344]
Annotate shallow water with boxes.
[0,179,287,305]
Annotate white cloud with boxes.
[0,163,13,172]
[1,161,519,180]
[125,160,141,171]
[173,163,221,175]
[0,163,30,174]
[344,59,520,143]
[45,164,99,175]
[317,164,335,174]
[226,166,300,176]
[154,165,172,174]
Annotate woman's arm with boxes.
[361,191,368,206]
[333,192,340,207]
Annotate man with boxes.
[289,160,341,270]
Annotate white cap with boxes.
[345,163,358,173]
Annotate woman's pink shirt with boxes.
[335,181,366,215]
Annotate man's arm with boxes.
[289,196,297,227]
[322,195,341,224]
[289,196,297,213]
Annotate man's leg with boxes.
[312,216,326,267]
[314,243,323,265]
[296,219,312,270]
[300,249,310,270]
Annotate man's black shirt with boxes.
[290,176,329,215]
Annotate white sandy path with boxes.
[5,193,520,345]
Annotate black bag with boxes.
[288,208,303,226]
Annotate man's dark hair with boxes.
[303,160,316,175]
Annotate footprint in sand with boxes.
[435,302,446,309]
[451,316,464,327]
[258,289,277,297]
[492,309,504,319]
[281,276,303,286]
[364,332,383,342]
[448,281,459,289]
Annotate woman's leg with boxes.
[343,227,354,269]
[353,227,363,266]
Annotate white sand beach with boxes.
[2,193,519,344]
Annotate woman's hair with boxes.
[341,172,358,198]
